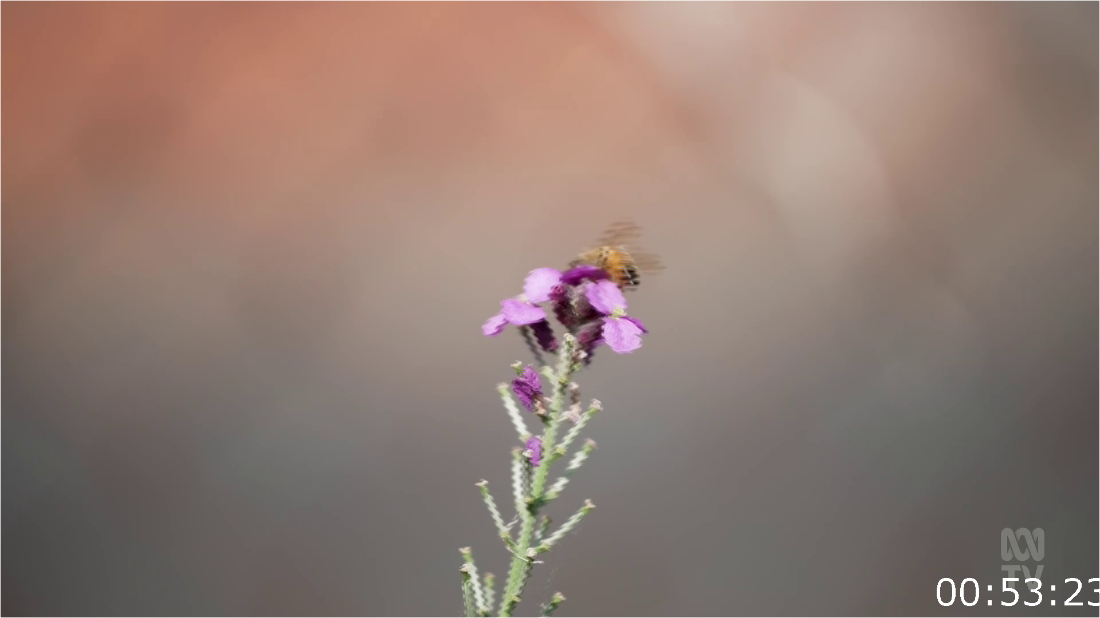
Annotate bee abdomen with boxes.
[621,264,641,287]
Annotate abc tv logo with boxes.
[1001,528,1044,586]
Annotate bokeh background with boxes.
[3,2,1097,616]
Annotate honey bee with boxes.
[569,219,664,290]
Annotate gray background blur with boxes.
[3,3,1097,616]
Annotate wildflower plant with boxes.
[461,266,648,617]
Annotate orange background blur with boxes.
[3,3,1096,616]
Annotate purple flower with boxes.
[585,280,648,354]
[482,269,563,336]
[483,264,650,360]
[511,365,543,412]
[525,436,543,466]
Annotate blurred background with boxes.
[3,3,1096,616]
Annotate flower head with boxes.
[511,365,543,412]
[525,436,543,467]
[484,265,649,358]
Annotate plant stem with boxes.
[482,573,496,615]
[541,592,566,617]
[499,336,577,616]
[460,565,476,618]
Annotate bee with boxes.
[569,219,664,290]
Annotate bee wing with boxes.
[596,220,664,272]
[629,251,665,274]
[594,219,644,246]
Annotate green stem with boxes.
[541,592,566,617]
[460,547,487,615]
[499,515,535,616]
[530,337,575,499]
[499,336,578,616]
[482,573,496,615]
[460,565,476,618]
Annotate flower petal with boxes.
[602,316,644,353]
[586,279,627,315]
[520,365,542,393]
[512,380,537,411]
[622,315,648,334]
[501,298,546,325]
[528,320,559,352]
[523,268,562,303]
[561,265,609,286]
[482,313,508,336]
